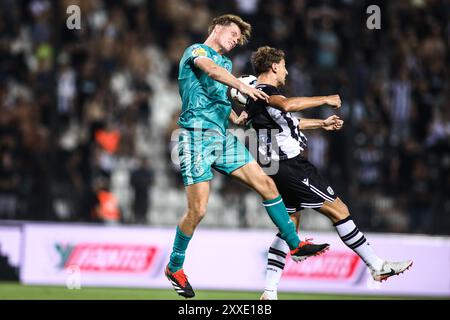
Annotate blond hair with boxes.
[208,14,251,45]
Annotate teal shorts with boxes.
[178,128,254,186]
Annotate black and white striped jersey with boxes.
[246,84,308,161]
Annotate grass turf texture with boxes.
[0,282,443,300]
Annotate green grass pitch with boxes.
[0,282,442,300]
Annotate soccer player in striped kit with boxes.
[245,46,413,300]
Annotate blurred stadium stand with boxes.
[0,0,448,235]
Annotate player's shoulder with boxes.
[222,54,232,63]
[187,43,209,53]
[186,43,208,50]
[182,44,209,61]
[256,83,281,96]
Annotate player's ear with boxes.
[271,62,278,73]
[213,24,223,34]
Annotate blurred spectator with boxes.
[130,158,154,224]
[0,150,20,219]
[90,177,121,224]
[408,159,434,233]
[305,129,328,172]
[287,51,313,97]
[389,67,412,146]
[57,53,76,128]
[314,15,340,70]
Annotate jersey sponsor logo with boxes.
[283,251,361,281]
[55,243,159,273]
[327,186,334,195]
[192,47,207,57]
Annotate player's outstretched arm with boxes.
[269,94,341,112]
[195,58,269,102]
[299,115,344,130]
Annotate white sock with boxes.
[264,233,289,294]
[334,216,384,270]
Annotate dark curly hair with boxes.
[251,46,285,75]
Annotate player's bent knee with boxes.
[319,199,348,222]
[335,198,350,216]
[341,204,350,216]
[329,199,350,221]
[336,209,350,221]
[189,213,206,226]
[260,176,279,199]
[187,206,207,221]
[265,176,277,191]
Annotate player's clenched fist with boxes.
[326,95,341,109]
[323,115,344,131]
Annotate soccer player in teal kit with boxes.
[165,15,329,298]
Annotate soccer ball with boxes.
[230,75,257,106]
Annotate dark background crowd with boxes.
[0,0,448,235]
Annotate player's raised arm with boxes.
[269,94,341,112]
[195,58,269,102]
[250,47,339,111]
[298,115,344,130]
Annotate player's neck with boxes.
[258,74,279,87]
[204,36,224,55]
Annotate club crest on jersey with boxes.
[193,154,204,176]
[327,186,334,195]
[193,165,204,176]
[192,47,207,57]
